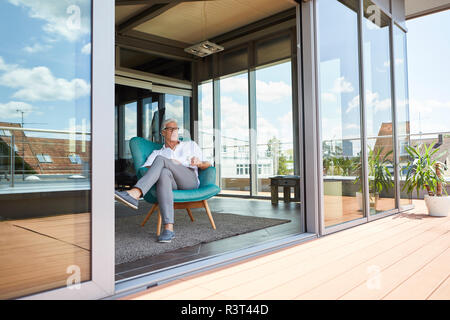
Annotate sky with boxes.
[406,9,450,136]
[1,0,447,147]
[0,0,92,138]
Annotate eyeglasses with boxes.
[163,127,179,133]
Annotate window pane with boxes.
[142,97,158,141]
[220,72,250,195]
[164,94,190,140]
[198,82,214,163]
[255,61,294,196]
[394,25,412,207]
[363,1,396,215]
[123,101,137,159]
[318,0,364,228]
[0,0,92,299]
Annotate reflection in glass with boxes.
[394,25,412,207]
[363,1,395,215]
[124,101,137,159]
[318,0,364,227]
[142,97,158,141]
[220,73,250,195]
[255,61,294,196]
[164,94,190,140]
[0,0,92,299]
[198,82,214,163]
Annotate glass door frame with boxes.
[22,0,116,299]
[311,0,413,236]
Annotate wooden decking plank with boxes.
[427,274,450,300]
[237,216,450,299]
[382,248,450,300]
[182,215,422,288]
[197,215,447,297]
[339,231,450,300]
[291,219,450,300]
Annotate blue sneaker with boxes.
[114,190,139,210]
[158,229,175,243]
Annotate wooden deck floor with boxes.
[0,213,91,300]
[124,200,450,300]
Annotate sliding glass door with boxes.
[255,61,294,196]
[317,0,412,233]
[362,0,396,215]
[219,72,250,195]
[0,0,115,299]
[318,0,365,228]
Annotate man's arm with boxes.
[191,159,211,170]
[190,141,211,170]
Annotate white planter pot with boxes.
[424,195,450,217]
[356,192,380,211]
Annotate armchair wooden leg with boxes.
[186,208,194,222]
[203,200,216,230]
[156,207,162,236]
[141,204,158,227]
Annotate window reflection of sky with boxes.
[318,0,360,149]
[0,1,91,138]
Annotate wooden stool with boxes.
[269,175,301,205]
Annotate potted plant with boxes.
[354,147,395,211]
[402,143,449,217]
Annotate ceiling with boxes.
[116,0,295,45]
[405,0,450,19]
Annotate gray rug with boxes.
[115,208,291,265]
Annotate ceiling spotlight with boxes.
[184,40,224,57]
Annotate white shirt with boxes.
[141,140,204,187]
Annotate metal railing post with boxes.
[10,134,15,188]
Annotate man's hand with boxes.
[190,157,202,167]
[190,157,211,170]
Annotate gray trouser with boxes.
[134,155,198,225]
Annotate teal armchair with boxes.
[129,137,220,235]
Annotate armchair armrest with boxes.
[198,166,217,187]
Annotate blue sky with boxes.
[0,0,91,137]
[406,9,450,135]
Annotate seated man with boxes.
[115,118,211,243]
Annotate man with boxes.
[114,118,211,243]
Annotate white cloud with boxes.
[81,43,91,55]
[345,123,359,130]
[346,95,360,114]
[332,77,354,94]
[8,0,91,42]
[0,101,34,119]
[383,58,404,68]
[345,91,391,114]
[256,80,291,103]
[220,77,248,96]
[24,43,52,53]
[322,92,337,103]
[410,99,450,134]
[365,90,391,112]
[0,58,90,102]
[0,57,17,72]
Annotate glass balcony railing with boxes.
[0,126,91,194]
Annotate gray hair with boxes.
[161,118,178,130]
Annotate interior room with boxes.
[113,0,305,280]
